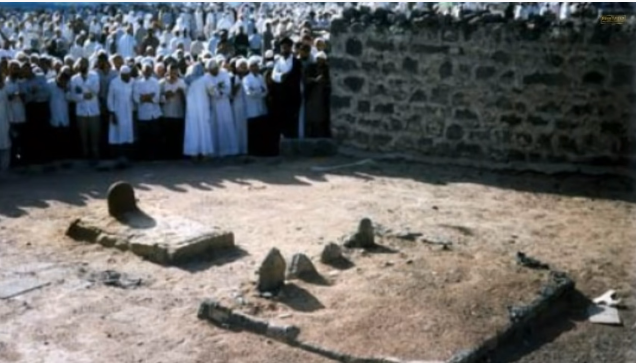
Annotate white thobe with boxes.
[0,86,11,151]
[5,78,25,124]
[272,55,293,83]
[70,72,101,117]
[231,74,248,155]
[117,34,137,58]
[133,77,162,121]
[160,78,187,119]
[70,44,84,60]
[107,77,135,144]
[195,10,204,34]
[47,80,71,128]
[204,71,238,157]
[242,72,268,119]
[183,76,214,156]
[84,41,102,58]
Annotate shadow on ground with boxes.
[0,155,634,218]
[278,283,325,312]
[176,246,250,273]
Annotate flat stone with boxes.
[588,304,622,325]
[66,207,235,266]
[0,277,51,299]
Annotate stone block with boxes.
[345,38,363,57]
[446,124,465,141]
[279,139,339,157]
[343,76,365,92]
[439,61,453,79]
[330,57,359,71]
[331,95,352,110]
[66,209,235,266]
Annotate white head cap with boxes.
[315,51,327,60]
[120,65,131,74]
[206,58,218,70]
[247,56,260,67]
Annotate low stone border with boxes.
[197,299,431,363]
[447,270,575,363]
[198,267,575,363]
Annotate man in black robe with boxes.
[270,37,302,140]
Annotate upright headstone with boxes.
[258,248,286,293]
[107,181,138,217]
[344,218,376,248]
[321,242,344,264]
[287,253,319,280]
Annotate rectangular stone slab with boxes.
[0,278,51,299]
[66,208,235,266]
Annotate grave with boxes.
[66,181,235,266]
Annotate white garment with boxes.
[69,44,84,60]
[84,41,102,58]
[107,77,135,144]
[70,72,101,117]
[183,76,214,156]
[5,78,25,124]
[231,74,248,154]
[160,78,187,119]
[195,10,204,32]
[0,84,11,151]
[272,55,293,83]
[204,71,238,157]
[133,76,162,121]
[242,72,267,119]
[117,33,137,58]
[47,79,71,127]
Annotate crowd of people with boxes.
[0,2,632,173]
[0,2,334,172]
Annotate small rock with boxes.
[344,218,376,248]
[406,259,414,265]
[321,243,344,264]
[328,270,340,277]
[432,206,439,210]
[257,248,286,293]
[516,252,550,270]
[384,261,395,267]
[287,253,320,281]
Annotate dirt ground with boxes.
[0,157,634,363]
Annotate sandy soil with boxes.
[0,157,634,363]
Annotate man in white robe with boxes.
[204,59,238,157]
[117,26,137,59]
[133,63,162,160]
[107,66,135,167]
[231,58,249,155]
[48,68,73,163]
[243,56,275,156]
[183,63,214,158]
[5,61,26,166]
[160,64,187,159]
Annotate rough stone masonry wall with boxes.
[329,21,636,168]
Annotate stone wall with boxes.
[329,20,636,168]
